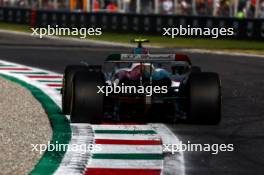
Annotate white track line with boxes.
[94,134,161,140]
[96,145,162,154]
[181,48,264,58]
[86,159,163,169]
[92,125,155,131]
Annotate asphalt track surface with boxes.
[1,32,264,175]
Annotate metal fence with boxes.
[0,7,263,40]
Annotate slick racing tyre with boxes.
[71,71,105,123]
[187,72,221,125]
[62,65,88,114]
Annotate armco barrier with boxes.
[0,7,263,40]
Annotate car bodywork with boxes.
[101,53,194,122]
[63,39,221,124]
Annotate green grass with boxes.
[90,32,264,50]
[1,22,263,54]
[0,22,31,32]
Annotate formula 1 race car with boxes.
[62,39,221,125]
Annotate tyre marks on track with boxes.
[55,124,94,175]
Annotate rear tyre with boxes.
[71,71,105,123]
[187,72,221,125]
[62,65,88,114]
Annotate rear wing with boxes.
[106,54,191,64]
